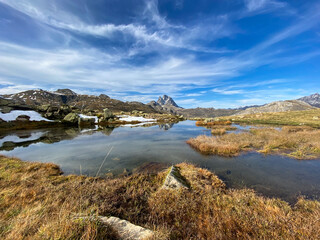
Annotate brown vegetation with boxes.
[211,128,226,135]
[1,156,320,239]
[195,120,232,127]
[187,126,320,159]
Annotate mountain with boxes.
[235,100,314,115]
[1,89,158,114]
[147,95,182,114]
[298,93,320,108]
[157,95,181,108]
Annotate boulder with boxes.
[162,166,189,190]
[37,104,50,112]
[63,113,79,124]
[99,216,153,240]
[132,110,139,115]
[1,106,12,114]
[15,115,31,122]
[103,108,113,120]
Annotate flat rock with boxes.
[100,216,153,240]
[162,165,189,190]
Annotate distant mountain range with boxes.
[0,89,157,114]
[1,89,319,118]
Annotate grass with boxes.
[195,120,232,127]
[217,108,320,128]
[211,128,226,135]
[187,126,320,159]
[1,155,320,239]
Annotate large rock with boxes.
[1,106,12,114]
[100,216,153,240]
[103,108,113,120]
[162,166,189,190]
[37,104,50,112]
[63,113,79,124]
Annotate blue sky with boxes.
[0,0,319,108]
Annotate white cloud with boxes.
[244,0,287,13]
[212,88,244,95]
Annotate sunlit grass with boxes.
[187,126,320,159]
[218,109,320,128]
[1,156,320,239]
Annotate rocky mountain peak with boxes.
[55,89,77,95]
[298,93,320,108]
[157,95,181,108]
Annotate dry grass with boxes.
[211,128,226,135]
[1,156,320,239]
[0,155,166,240]
[196,120,232,127]
[218,108,320,128]
[187,126,320,159]
[149,163,320,239]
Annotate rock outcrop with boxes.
[99,216,153,240]
[298,93,320,108]
[63,113,79,124]
[162,166,189,190]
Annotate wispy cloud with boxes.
[0,0,319,108]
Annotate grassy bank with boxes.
[1,155,320,239]
[217,109,320,128]
[187,126,320,159]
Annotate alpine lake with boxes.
[1,120,320,204]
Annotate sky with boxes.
[0,0,319,109]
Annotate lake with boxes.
[1,120,320,203]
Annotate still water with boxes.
[1,120,320,203]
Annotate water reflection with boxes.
[0,121,320,203]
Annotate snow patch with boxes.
[117,115,156,123]
[0,110,52,122]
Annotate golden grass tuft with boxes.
[187,126,320,159]
[211,128,226,135]
[196,120,232,127]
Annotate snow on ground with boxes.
[79,114,98,123]
[117,115,156,123]
[0,110,52,122]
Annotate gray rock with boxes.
[132,110,139,115]
[162,166,189,190]
[15,115,31,121]
[99,216,153,240]
[103,108,113,120]
[1,106,12,114]
[63,113,79,124]
[38,104,50,112]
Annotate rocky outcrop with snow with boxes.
[298,93,320,108]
